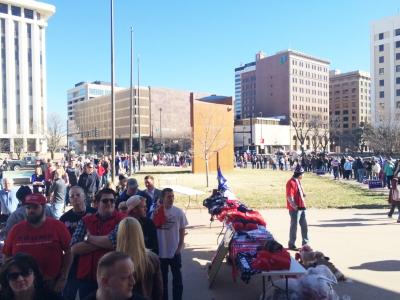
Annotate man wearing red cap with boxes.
[286,164,309,251]
[3,193,72,293]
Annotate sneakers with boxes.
[288,245,299,251]
[388,214,393,218]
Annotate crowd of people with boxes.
[0,156,188,300]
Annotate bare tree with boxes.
[14,138,24,159]
[290,113,312,155]
[194,110,228,187]
[47,113,67,159]
[364,122,400,155]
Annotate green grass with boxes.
[131,166,388,209]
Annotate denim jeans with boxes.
[51,202,64,219]
[160,254,183,300]
[78,280,98,300]
[289,210,309,247]
[357,169,365,183]
[63,260,79,300]
[388,202,400,219]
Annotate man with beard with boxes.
[2,193,72,293]
[71,188,125,299]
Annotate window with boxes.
[379,44,384,51]
[24,9,33,19]
[396,29,400,36]
[397,53,400,60]
[343,117,349,122]
[379,68,384,75]
[0,4,7,14]
[397,65,400,72]
[335,111,340,115]
[397,77,400,84]
[11,6,21,16]
[343,124,349,128]
[397,89,400,96]
[343,110,349,115]
[397,41,400,48]
[379,56,384,63]
[380,91,385,98]
[379,79,384,86]
[379,33,384,40]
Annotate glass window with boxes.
[397,53,400,60]
[397,41,400,48]
[397,89,400,96]
[397,65,400,72]
[24,9,33,19]
[379,33,384,40]
[396,29,400,36]
[397,77,400,84]
[379,44,384,51]
[11,6,21,16]
[379,56,384,63]
[380,91,385,98]
[379,80,384,86]
[0,4,7,14]
[379,68,384,75]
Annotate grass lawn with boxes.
[132,166,388,209]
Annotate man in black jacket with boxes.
[78,162,100,207]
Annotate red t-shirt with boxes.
[3,218,71,280]
[285,177,306,211]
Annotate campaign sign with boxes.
[368,180,383,189]
[315,169,326,175]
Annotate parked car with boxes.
[6,156,40,171]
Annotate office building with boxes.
[0,0,55,153]
[329,70,371,151]
[371,15,400,125]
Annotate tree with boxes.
[47,113,66,159]
[290,115,312,155]
[14,138,24,159]
[364,122,400,155]
[194,110,228,187]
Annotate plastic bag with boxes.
[299,265,339,300]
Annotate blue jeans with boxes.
[51,202,64,219]
[78,280,98,300]
[63,259,79,300]
[357,169,365,183]
[289,210,309,247]
[160,254,183,300]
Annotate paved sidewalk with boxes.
[181,208,400,300]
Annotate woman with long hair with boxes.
[116,217,162,300]
[0,253,64,300]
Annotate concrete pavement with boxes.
[180,208,400,300]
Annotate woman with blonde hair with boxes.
[117,217,162,300]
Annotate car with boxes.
[7,156,40,171]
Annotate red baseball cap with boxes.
[25,193,47,205]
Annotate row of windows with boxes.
[378,29,400,40]
[292,77,328,88]
[0,4,36,20]
[291,60,328,72]
[292,95,328,105]
[378,65,400,75]
[292,69,328,81]
[292,104,328,113]
[292,86,328,96]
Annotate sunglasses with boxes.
[7,269,33,281]
[69,193,82,197]
[100,198,115,204]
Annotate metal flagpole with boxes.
[111,0,116,183]
[129,27,134,175]
[137,56,141,171]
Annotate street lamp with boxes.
[137,56,141,171]
[129,26,134,175]
[159,108,162,151]
[110,0,116,183]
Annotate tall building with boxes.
[253,50,330,150]
[67,81,125,149]
[0,0,55,153]
[370,15,400,126]
[329,70,371,151]
[234,61,255,119]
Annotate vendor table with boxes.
[259,257,306,300]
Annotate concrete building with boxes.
[234,117,290,154]
[73,86,209,154]
[329,70,371,151]
[254,50,330,151]
[67,81,125,149]
[370,15,400,125]
[234,61,256,119]
[0,0,55,153]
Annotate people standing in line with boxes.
[117,178,152,215]
[154,188,188,300]
[355,157,365,183]
[71,188,125,299]
[82,251,147,300]
[44,160,55,197]
[48,168,67,219]
[0,178,18,221]
[31,166,45,193]
[343,158,353,180]
[331,158,339,180]
[144,175,162,216]
[66,160,80,206]
[60,185,97,300]
[384,158,395,189]
[0,253,65,300]
[286,165,309,251]
[78,162,101,207]
[3,193,72,293]
[116,217,163,300]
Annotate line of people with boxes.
[0,168,188,300]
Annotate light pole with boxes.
[110,0,116,183]
[137,56,141,171]
[159,108,162,151]
[129,27,134,175]
[259,112,263,153]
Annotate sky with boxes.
[45,0,400,119]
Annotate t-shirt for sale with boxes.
[3,218,71,279]
[60,206,97,236]
[156,206,188,259]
